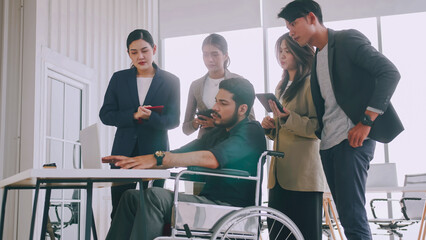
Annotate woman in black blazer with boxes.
[99,29,180,219]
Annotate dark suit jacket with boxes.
[310,29,404,143]
[99,64,180,156]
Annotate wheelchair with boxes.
[155,151,304,240]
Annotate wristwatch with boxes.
[154,151,165,166]
[360,114,374,127]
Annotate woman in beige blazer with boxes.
[183,33,253,139]
[262,33,326,240]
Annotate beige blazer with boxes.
[266,76,326,192]
[182,70,254,138]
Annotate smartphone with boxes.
[255,93,285,113]
[195,109,214,118]
[144,105,164,114]
[101,158,117,164]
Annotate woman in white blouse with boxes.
[182,33,253,138]
[99,29,180,219]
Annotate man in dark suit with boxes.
[278,1,403,239]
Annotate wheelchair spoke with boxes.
[210,206,304,240]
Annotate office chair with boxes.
[369,169,426,239]
[47,190,80,240]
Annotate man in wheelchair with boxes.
[103,78,267,240]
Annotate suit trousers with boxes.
[110,145,165,219]
[320,139,375,240]
[106,187,229,240]
[268,185,323,240]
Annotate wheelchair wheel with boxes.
[210,206,304,240]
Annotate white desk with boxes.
[367,186,426,193]
[0,169,170,240]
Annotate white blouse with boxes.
[202,76,224,109]
[137,77,153,105]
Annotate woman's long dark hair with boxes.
[276,33,314,102]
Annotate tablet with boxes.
[255,93,285,113]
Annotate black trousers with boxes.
[110,145,165,220]
[320,139,375,240]
[268,184,323,240]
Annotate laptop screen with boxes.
[79,123,102,169]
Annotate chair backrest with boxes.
[402,173,426,220]
[366,163,398,188]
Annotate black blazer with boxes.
[310,29,404,143]
[99,64,180,156]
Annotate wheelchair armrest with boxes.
[187,166,250,177]
[265,151,284,158]
[170,167,250,183]
[370,198,400,219]
[400,197,423,220]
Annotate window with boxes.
[381,12,426,184]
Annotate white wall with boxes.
[0,0,158,239]
[0,0,24,239]
[159,0,261,38]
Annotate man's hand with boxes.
[348,110,379,148]
[102,155,156,169]
[348,123,371,148]
[192,118,201,129]
[197,115,215,128]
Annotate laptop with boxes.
[79,123,102,169]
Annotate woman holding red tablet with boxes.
[99,29,180,219]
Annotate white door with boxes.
[45,69,86,240]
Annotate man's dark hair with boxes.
[219,78,255,117]
[278,0,323,24]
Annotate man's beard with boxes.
[213,108,239,129]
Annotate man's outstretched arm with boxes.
[102,151,219,170]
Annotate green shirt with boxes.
[172,118,266,207]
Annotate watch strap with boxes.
[360,114,374,126]
[154,151,165,166]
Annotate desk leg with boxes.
[138,180,148,240]
[419,200,426,240]
[327,197,344,240]
[323,198,336,240]
[29,180,41,240]
[85,181,93,240]
[40,188,52,240]
[0,188,9,240]
[91,212,98,240]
